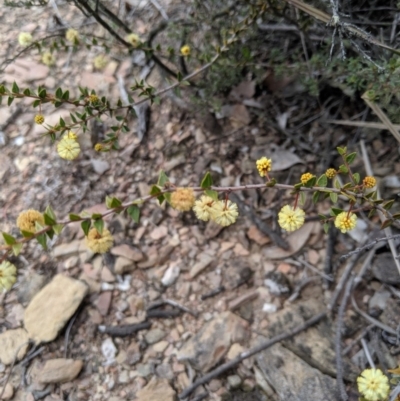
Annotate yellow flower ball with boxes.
[210,200,239,227]
[357,368,390,401]
[88,94,99,104]
[334,211,357,233]
[325,168,337,179]
[192,195,216,221]
[180,45,191,56]
[363,176,376,189]
[42,51,55,66]
[18,32,33,46]
[57,138,81,160]
[278,205,305,232]
[93,54,108,69]
[171,188,196,212]
[0,261,17,292]
[66,28,79,43]
[17,209,44,233]
[85,227,114,254]
[34,114,45,125]
[300,172,314,185]
[94,143,103,152]
[125,33,141,47]
[256,157,272,177]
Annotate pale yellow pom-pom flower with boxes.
[325,168,337,179]
[125,33,141,47]
[17,209,44,233]
[278,205,305,232]
[211,200,239,227]
[85,227,114,254]
[0,261,17,292]
[93,54,108,69]
[334,211,357,233]
[171,188,195,212]
[180,45,191,56]
[42,51,55,66]
[57,138,81,160]
[18,32,33,46]
[256,157,272,177]
[192,195,216,221]
[357,368,389,401]
[66,28,79,43]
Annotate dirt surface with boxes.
[1,1,400,401]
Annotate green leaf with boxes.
[7,96,14,106]
[380,219,393,230]
[323,222,330,234]
[266,178,277,187]
[59,117,65,127]
[110,197,122,208]
[340,192,357,203]
[205,190,219,201]
[23,88,31,96]
[93,219,104,235]
[12,243,23,256]
[353,173,360,184]
[62,90,70,100]
[46,228,54,240]
[392,212,400,220]
[334,178,341,190]
[164,192,171,204]
[44,213,56,226]
[330,207,344,216]
[2,232,16,245]
[81,220,91,236]
[39,88,47,98]
[127,205,140,223]
[294,183,302,190]
[337,146,347,155]
[11,81,19,94]
[53,224,64,235]
[37,233,47,250]
[157,170,169,187]
[55,87,63,98]
[345,152,357,164]
[316,174,327,187]
[150,185,165,204]
[338,164,348,174]
[69,213,81,221]
[330,192,338,203]
[368,209,376,219]
[299,191,306,206]
[91,213,102,220]
[21,230,34,238]
[383,199,395,210]
[304,176,316,188]
[200,172,213,189]
[312,191,320,204]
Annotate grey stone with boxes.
[32,358,83,384]
[135,378,175,401]
[145,329,165,344]
[0,328,29,365]
[227,375,242,389]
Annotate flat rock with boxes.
[90,158,110,175]
[111,244,144,262]
[256,342,338,401]
[32,358,83,384]
[135,378,175,401]
[177,311,249,371]
[24,274,88,343]
[53,240,82,258]
[265,299,357,381]
[189,254,214,279]
[114,257,136,275]
[145,329,165,345]
[0,328,30,365]
[0,383,13,400]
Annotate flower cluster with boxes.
[171,188,196,211]
[66,28,79,43]
[17,209,44,233]
[125,33,141,47]
[18,32,32,47]
[357,368,390,401]
[192,195,239,227]
[325,168,337,179]
[278,205,305,232]
[57,132,81,160]
[180,45,191,56]
[0,261,17,292]
[300,172,314,185]
[85,227,114,254]
[256,157,272,177]
[334,211,357,233]
[42,52,55,66]
[94,54,108,69]
[34,114,45,125]
[363,176,376,189]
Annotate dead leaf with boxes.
[229,81,256,101]
[262,222,316,259]
[229,104,251,128]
